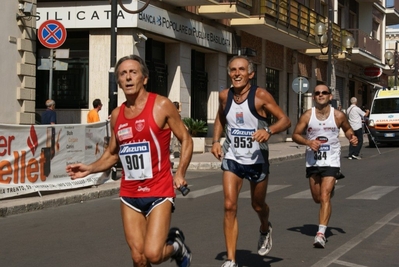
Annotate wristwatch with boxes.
[264,126,272,135]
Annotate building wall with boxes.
[1,0,36,124]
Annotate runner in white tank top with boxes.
[292,84,358,249]
[211,56,291,265]
[305,107,341,168]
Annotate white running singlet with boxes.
[305,107,341,168]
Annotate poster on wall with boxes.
[0,122,111,199]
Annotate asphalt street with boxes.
[1,144,398,267]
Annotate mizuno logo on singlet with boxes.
[319,145,330,151]
[231,128,255,136]
[120,144,149,154]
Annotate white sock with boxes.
[318,225,327,235]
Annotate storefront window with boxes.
[145,39,168,97]
[36,31,89,109]
[265,67,280,125]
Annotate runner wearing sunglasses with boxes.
[292,84,357,248]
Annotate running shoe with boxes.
[258,222,272,255]
[221,260,238,267]
[313,232,326,248]
[168,227,192,267]
[352,155,362,160]
[348,156,353,160]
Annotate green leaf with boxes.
[182,117,208,137]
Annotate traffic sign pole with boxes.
[49,49,54,99]
[292,77,309,120]
[298,78,303,120]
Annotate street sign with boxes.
[292,77,310,120]
[37,20,67,49]
[37,58,68,71]
[364,66,382,78]
[292,77,309,94]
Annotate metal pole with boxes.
[298,78,303,120]
[109,0,118,115]
[49,48,54,99]
[327,1,333,90]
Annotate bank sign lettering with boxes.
[37,1,232,54]
[137,10,231,49]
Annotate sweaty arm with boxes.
[211,90,228,160]
[251,89,291,143]
[292,110,321,151]
[261,90,291,134]
[156,97,193,188]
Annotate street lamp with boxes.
[385,41,399,88]
[314,3,355,91]
[314,1,333,89]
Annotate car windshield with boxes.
[371,98,399,114]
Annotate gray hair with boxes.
[45,99,55,107]
[227,56,255,74]
[350,97,357,104]
[114,55,149,83]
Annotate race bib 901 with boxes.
[119,142,153,180]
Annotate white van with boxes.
[367,88,399,147]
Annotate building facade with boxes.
[4,1,399,141]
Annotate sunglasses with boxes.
[314,91,331,96]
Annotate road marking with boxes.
[347,186,398,200]
[240,185,291,198]
[310,206,399,267]
[176,185,223,198]
[334,260,369,267]
[285,189,312,199]
[285,185,344,199]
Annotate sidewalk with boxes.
[0,137,352,217]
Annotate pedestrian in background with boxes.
[347,97,369,160]
[211,55,291,267]
[292,84,357,248]
[66,55,193,267]
[41,99,57,124]
[87,98,103,123]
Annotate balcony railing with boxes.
[253,0,346,49]
[259,0,324,39]
[347,29,382,60]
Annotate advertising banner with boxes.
[0,122,111,199]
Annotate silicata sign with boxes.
[36,1,232,54]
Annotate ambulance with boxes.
[367,88,399,146]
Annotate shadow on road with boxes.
[215,249,283,267]
[287,224,346,238]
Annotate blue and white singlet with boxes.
[222,85,269,165]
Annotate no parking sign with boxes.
[37,20,67,49]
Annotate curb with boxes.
[0,182,120,217]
